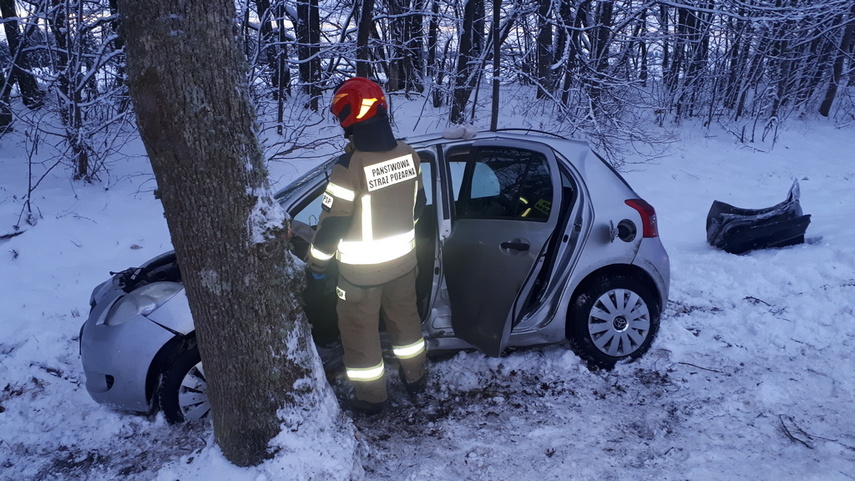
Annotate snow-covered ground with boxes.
[1,103,854,481]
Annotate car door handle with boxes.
[501,241,530,251]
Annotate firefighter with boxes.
[307,77,427,414]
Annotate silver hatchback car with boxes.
[80,130,670,422]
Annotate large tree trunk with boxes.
[117,0,338,467]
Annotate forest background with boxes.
[2,0,854,191]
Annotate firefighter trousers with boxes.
[336,268,426,403]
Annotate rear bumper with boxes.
[633,238,670,310]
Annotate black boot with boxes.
[399,365,427,396]
[347,397,385,415]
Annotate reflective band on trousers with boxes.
[346,361,385,382]
[309,245,334,261]
[326,182,355,201]
[393,339,425,359]
[337,229,416,265]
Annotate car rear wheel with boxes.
[157,345,209,424]
[568,275,660,369]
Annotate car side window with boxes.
[454,147,553,221]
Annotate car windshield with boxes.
[274,157,336,203]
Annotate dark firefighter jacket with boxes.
[309,141,425,286]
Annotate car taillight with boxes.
[625,199,659,238]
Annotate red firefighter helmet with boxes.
[331,77,388,129]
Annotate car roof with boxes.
[403,129,601,178]
[402,129,591,152]
[276,128,639,217]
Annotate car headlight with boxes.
[104,282,184,326]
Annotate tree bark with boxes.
[1,76,11,131]
[405,0,426,91]
[386,0,425,92]
[117,0,327,467]
[255,0,284,97]
[107,0,128,112]
[427,0,443,107]
[820,2,855,117]
[450,0,485,124]
[558,0,585,107]
[0,0,43,109]
[357,0,377,78]
[47,0,90,180]
[490,0,500,130]
[387,0,406,91]
[588,0,613,105]
[535,0,552,99]
[296,0,321,110]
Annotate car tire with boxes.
[157,344,209,424]
[568,275,660,369]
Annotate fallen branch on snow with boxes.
[0,230,25,241]
[779,414,814,449]
[677,362,724,374]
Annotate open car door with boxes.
[442,140,562,356]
